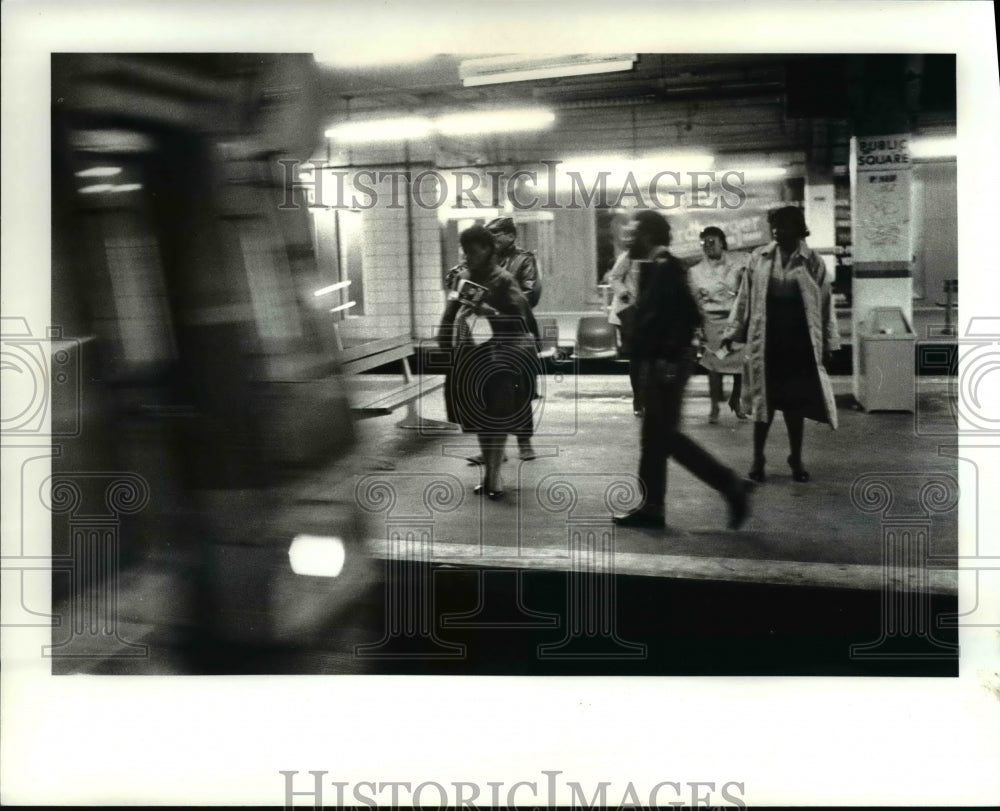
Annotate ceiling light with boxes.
[109,183,143,193]
[436,108,555,136]
[75,166,122,178]
[910,135,956,159]
[78,184,113,194]
[632,152,716,173]
[72,129,155,154]
[460,54,636,87]
[720,167,789,180]
[326,107,556,143]
[325,116,434,143]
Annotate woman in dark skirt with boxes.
[722,206,841,482]
[439,225,537,499]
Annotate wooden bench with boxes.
[338,334,452,429]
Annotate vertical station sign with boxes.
[850,134,913,398]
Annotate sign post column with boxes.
[850,134,914,400]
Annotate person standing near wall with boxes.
[439,225,538,499]
[688,226,749,423]
[613,211,752,531]
[483,216,542,461]
[603,247,644,416]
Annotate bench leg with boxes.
[397,399,461,432]
[395,356,460,432]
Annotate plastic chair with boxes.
[575,315,619,360]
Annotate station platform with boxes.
[322,374,958,583]
[51,375,960,676]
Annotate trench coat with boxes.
[723,241,841,429]
[439,266,538,434]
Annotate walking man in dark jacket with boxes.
[613,210,753,530]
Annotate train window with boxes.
[337,209,365,315]
[237,222,305,344]
[308,207,363,316]
[102,209,178,367]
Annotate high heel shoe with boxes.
[787,455,810,483]
[728,393,748,420]
[473,484,505,500]
[709,403,720,424]
[748,457,766,483]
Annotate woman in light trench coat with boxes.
[722,206,840,483]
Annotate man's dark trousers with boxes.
[637,359,737,514]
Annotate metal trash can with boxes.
[858,307,915,411]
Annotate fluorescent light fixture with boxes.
[109,183,143,193]
[72,129,155,154]
[78,184,113,194]
[289,534,346,578]
[632,152,716,173]
[460,54,637,87]
[75,166,122,178]
[436,108,555,135]
[910,135,956,159]
[327,107,556,143]
[328,301,357,314]
[720,166,789,180]
[559,154,630,175]
[314,280,352,297]
[326,116,434,142]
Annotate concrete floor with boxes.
[308,374,958,592]
[49,373,960,675]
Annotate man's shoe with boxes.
[726,478,754,530]
[612,510,666,529]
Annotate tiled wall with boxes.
[321,169,444,344]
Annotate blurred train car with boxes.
[50,54,381,672]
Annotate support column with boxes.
[848,56,918,401]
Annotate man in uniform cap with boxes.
[482,216,542,461]
[485,217,542,307]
